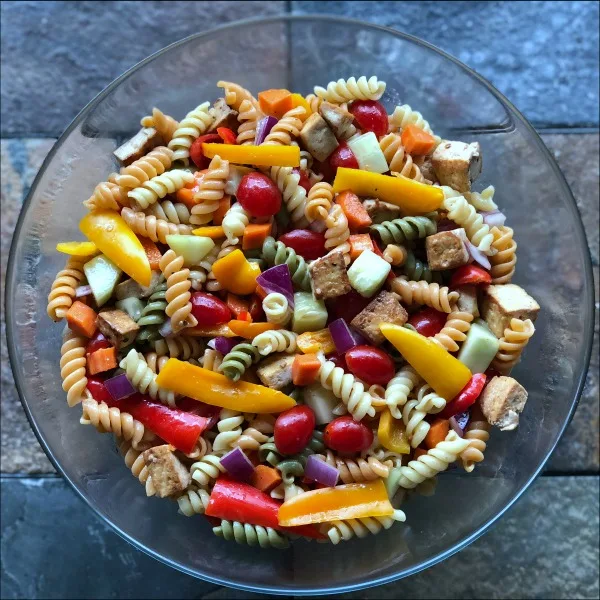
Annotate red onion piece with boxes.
[436,218,459,232]
[220,447,255,482]
[208,336,239,355]
[158,320,173,338]
[105,373,136,401]
[305,454,339,487]
[328,318,366,354]
[75,284,92,298]
[256,264,294,307]
[465,240,492,270]
[255,116,278,145]
[480,210,506,227]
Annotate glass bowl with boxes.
[6,15,594,596]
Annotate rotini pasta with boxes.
[262,237,311,291]
[128,169,194,210]
[305,181,334,222]
[152,335,203,360]
[314,76,386,103]
[325,510,406,544]
[177,485,210,516]
[212,409,244,453]
[402,249,443,283]
[140,108,179,143]
[383,244,408,266]
[324,204,351,264]
[168,101,213,164]
[118,440,156,496]
[214,520,290,549]
[370,214,437,246]
[379,133,429,182]
[489,226,517,284]
[318,450,392,484]
[401,398,430,448]
[388,103,440,143]
[219,343,260,381]
[217,81,259,111]
[200,348,223,372]
[47,256,87,321]
[433,308,474,352]
[252,329,297,355]
[113,146,174,189]
[413,384,446,414]
[83,181,127,211]
[121,207,192,244]
[146,199,191,225]
[443,194,495,255]
[222,202,250,243]
[492,318,535,374]
[119,349,177,406]
[261,293,292,326]
[460,411,491,472]
[236,98,262,145]
[385,366,421,419]
[269,166,308,226]
[159,249,197,332]
[60,331,88,407]
[190,154,229,226]
[232,427,269,451]
[390,277,459,312]
[190,453,225,487]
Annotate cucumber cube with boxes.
[292,292,328,334]
[347,249,391,297]
[348,131,389,174]
[457,320,500,373]
[83,254,122,307]
[303,383,339,425]
[115,297,144,322]
[166,235,215,267]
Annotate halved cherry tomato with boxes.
[190,134,222,169]
[86,376,112,402]
[237,172,282,218]
[450,265,492,287]
[274,406,316,455]
[439,374,487,419]
[216,127,237,145]
[328,289,372,324]
[86,331,111,356]
[348,100,388,137]
[292,168,312,194]
[324,416,373,453]
[190,292,232,327]
[279,229,327,260]
[408,307,448,337]
[328,142,359,176]
[345,345,395,386]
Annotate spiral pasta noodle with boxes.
[324,204,351,264]
[113,146,174,189]
[152,335,203,360]
[190,155,229,226]
[379,133,429,183]
[128,169,194,210]
[47,256,87,321]
[443,194,495,255]
[261,293,292,327]
[222,202,250,243]
[140,108,179,143]
[262,106,305,145]
[83,181,127,211]
[245,413,276,435]
[370,214,437,246]
[177,486,210,516]
[201,348,223,372]
[118,440,156,496]
[146,199,191,225]
[413,384,446,414]
[190,453,225,486]
[159,249,198,332]
[262,237,311,291]
[168,101,214,164]
[269,166,308,226]
[305,181,334,222]
[385,366,421,419]
[318,451,391,484]
[142,351,170,374]
[314,76,386,103]
[214,520,290,549]
[390,277,459,313]
[219,343,260,381]
[217,81,259,111]
[120,207,192,244]
[489,226,517,284]
[120,349,177,406]
[402,250,443,284]
[212,409,244,453]
[60,331,88,407]
[433,308,474,353]
[236,98,262,145]
[252,329,297,356]
[492,318,535,374]
[383,244,408,266]
[232,427,269,452]
[388,104,440,143]
[401,398,430,448]
[135,281,168,343]
[325,510,406,545]
[460,413,491,473]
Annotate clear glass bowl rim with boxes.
[5,13,595,596]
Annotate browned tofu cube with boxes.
[309,251,351,300]
[211,97,239,131]
[456,284,480,317]
[351,290,408,345]
[319,101,356,140]
[432,140,482,192]
[300,113,339,162]
[480,376,528,431]
[115,271,162,300]
[256,354,295,390]
[96,309,139,348]
[113,127,164,165]
[426,228,470,271]
[143,444,191,498]
[414,155,437,183]
[481,284,540,338]
[362,199,402,224]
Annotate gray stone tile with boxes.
[291,1,600,128]
[0,476,598,599]
[0,1,286,137]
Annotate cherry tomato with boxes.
[237,172,282,218]
[216,127,237,145]
[408,307,448,337]
[279,229,327,260]
[190,134,222,169]
[324,416,373,453]
[450,265,492,287]
[328,290,372,324]
[345,345,395,386]
[348,100,388,137]
[439,374,487,419]
[328,142,359,175]
[328,353,348,371]
[86,331,111,356]
[248,294,266,322]
[292,168,312,194]
[86,376,112,402]
[190,292,232,327]
[274,406,316,455]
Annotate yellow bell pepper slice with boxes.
[56,241,98,257]
[192,226,226,239]
[228,320,280,339]
[212,249,260,295]
[378,409,411,454]
[290,93,312,119]
[155,359,296,413]
[278,480,394,527]
[333,167,443,215]
[297,329,336,355]
[203,143,300,167]
[79,210,151,286]
[380,323,472,400]
[186,323,236,337]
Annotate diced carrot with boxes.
[138,237,162,270]
[401,124,436,156]
[228,320,279,339]
[87,346,117,375]
[242,223,272,250]
[255,284,268,300]
[424,418,450,450]
[413,447,428,460]
[212,195,231,226]
[336,189,372,230]
[226,293,249,318]
[348,233,374,260]
[176,170,208,208]
[217,127,237,145]
[191,226,225,239]
[250,465,282,493]
[66,301,98,338]
[292,353,321,386]
[258,89,293,119]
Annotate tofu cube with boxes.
[432,140,482,192]
[480,376,528,431]
[256,354,295,390]
[96,309,139,348]
[319,101,356,139]
[300,113,339,162]
[456,284,480,317]
[211,97,239,131]
[143,445,191,498]
[425,228,471,271]
[115,271,162,300]
[481,284,540,338]
[362,199,402,224]
[309,251,351,300]
[113,127,164,166]
[414,155,437,183]
[351,290,408,345]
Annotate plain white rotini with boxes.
[305,181,334,222]
[140,108,179,143]
[236,98,262,145]
[119,349,177,406]
[325,510,405,544]
[379,133,429,183]
[314,76,386,103]
[168,102,214,164]
[152,335,203,360]
[212,409,244,453]
[177,486,210,516]
[401,398,430,448]
[413,384,446,414]
[128,169,194,210]
[390,277,459,313]
[262,107,305,146]
[388,104,440,143]
[83,181,127,211]
[269,166,309,226]
[113,146,174,189]
[120,207,192,243]
[47,256,88,321]
[261,293,293,327]
[60,331,88,407]
[146,200,191,225]
[159,249,198,332]
[190,454,226,486]
[443,194,495,255]
[489,226,517,284]
[118,440,156,496]
[190,155,229,226]
[252,329,297,355]
[222,202,250,243]
[492,318,535,374]
[433,309,474,353]
[324,204,351,264]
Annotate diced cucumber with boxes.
[83,254,122,307]
[457,319,500,373]
[166,235,215,267]
[115,297,144,322]
[303,383,339,425]
[347,249,391,297]
[348,131,389,174]
[292,292,328,334]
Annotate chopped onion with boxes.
[105,373,136,401]
[328,318,366,354]
[305,454,339,487]
[256,264,294,307]
[224,165,253,196]
[158,320,173,338]
[75,284,92,298]
[480,210,506,227]
[220,447,255,482]
[465,239,491,270]
[207,336,239,355]
[255,116,278,145]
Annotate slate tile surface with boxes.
[291,0,600,128]
[1,475,598,599]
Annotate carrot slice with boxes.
[292,354,321,386]
[212,195,231,226]
[242,223,272,250]
[258,89,293,119]
[401,124,436,156]
[348,234,374,260]
[336,190,372,230]
[251,465,283,493]
[66,301,98,338]
[87,347,117,375]
[138,237,162,270]
[424,418,450,450]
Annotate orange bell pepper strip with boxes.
[378,409,411,454]
[192,226,226,239]
[296,329,336,354]
[202,143,300,167]
[380,323,472,400]
[79,210,152,286]
[155,359,296,413]
[336,190,372,230]
[56,241,98,257]
[290,93,312,119]
[424,418,450,449]
[258,89,293,119]
[401,124,436,156]
[212,249,260,295]
[348,234,375,260]
[278,480,394,527]
[333,167,443,215]
[228,320,279,339]
[187,323,236,337]
[242,223,272,250]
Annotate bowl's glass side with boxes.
[7,17,592,594]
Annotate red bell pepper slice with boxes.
[217,127,237,145]
[105,393,209,454]
[86,377,112,403]
[206,477,325,539]
[408,307,447,337]
[450,265,492,287]
[177,397,221,429]
[439,373,487,419]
